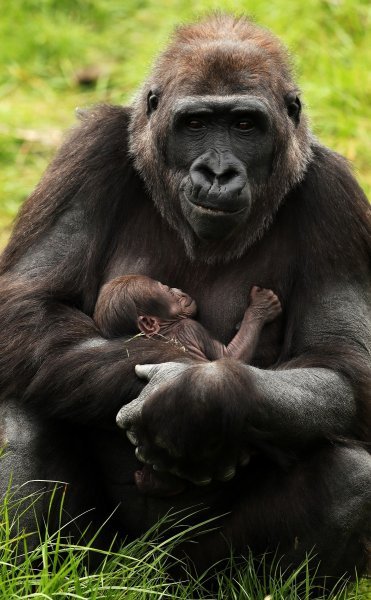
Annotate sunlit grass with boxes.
[0,0,370,246]
[1,484,369,599]
[0,4,370,596]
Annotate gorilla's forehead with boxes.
[154,37,291,95]
[170,95,272,117]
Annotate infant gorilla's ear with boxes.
[137,315,162,336]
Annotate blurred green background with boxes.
[0,0,370,249]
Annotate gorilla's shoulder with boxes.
[62,104,132,156]
[289,142,370,267]
[48,104,134,179]
[296,141,369,215]
[76,104,131,127]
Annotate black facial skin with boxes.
[167,97,273,240]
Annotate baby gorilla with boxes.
[94,275,281,362]
[93,275,281,495]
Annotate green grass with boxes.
[0,0,370,248]
[1,485,370,599]
[0,2,370,596]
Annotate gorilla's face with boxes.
[129,20,311,262]
[166,96,273,240]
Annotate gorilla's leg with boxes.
[275,445,371,580]
[0,400,109,554]
[1,400,54,548]
[181,445,371,584]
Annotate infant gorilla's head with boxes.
[94,274,197,338]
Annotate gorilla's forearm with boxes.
[117,354,365,482]
[0,277,183,423]
[243,365,356,445]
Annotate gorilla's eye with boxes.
[187,119,205,130]
[286,95,301,125]
[235,120,255,131]
[147,91,159,115]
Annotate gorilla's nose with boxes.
[189,150,247,200]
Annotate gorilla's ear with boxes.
[137,315,161,336]
[285,93,301,126]
[147,90,159,116]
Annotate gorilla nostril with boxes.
[193,166,238,187]
[198,166,215,185]
[218,169,238,186]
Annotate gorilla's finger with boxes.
[170,466,212,486]
[135,363,160,381]
[216,465,236,482]
[136,444,174,471]
[191,475,213,486]
[135,361,191,383]
[239,450,251,467]
[135,446,148,463]
[135,446,160,465]
[116,397,143,429]
[126,430,139,445]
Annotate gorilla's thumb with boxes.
[135,363,159,380]
[116,397,143,429]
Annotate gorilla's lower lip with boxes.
[180,191,250,240]
[189,202,246,216]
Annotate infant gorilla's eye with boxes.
[187,119,205,130]
[235,120,255,131]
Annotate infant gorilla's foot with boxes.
[135,465,187,497]
[249,286,282,323]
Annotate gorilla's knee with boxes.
[325,445,371,533]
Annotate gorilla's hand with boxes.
[116,362,189,442]
[116,361,252,485]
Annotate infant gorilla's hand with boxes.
[116,361,252,485]
[249,286,282,323]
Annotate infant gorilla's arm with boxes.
[227,286,282,362]
[175,286,281,362]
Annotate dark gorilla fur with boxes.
[0,14,370,588]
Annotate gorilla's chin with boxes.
[180,193,250,240]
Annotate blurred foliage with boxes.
[0,0,370,247]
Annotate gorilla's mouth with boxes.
[180,191,251,240]
[188,201,247,216]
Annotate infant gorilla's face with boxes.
[156,282,197,319]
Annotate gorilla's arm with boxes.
[117,282,370,482]
[0,278,182,423]
[0,106,184,423]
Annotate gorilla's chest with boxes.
[180,257,286,366]
[106,220,289,366]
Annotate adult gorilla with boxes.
[0,14,370,582]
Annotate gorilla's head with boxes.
[129,14,312,263]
